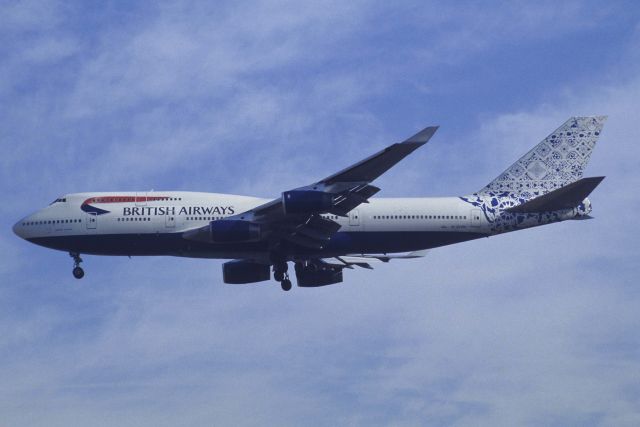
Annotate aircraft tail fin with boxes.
[506,176,604,213]
[479,116,607,195]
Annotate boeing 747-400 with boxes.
[13,116,606,291]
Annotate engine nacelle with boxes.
[282,190,333,215]
[223,260,270,284]
[295,262,343,287]
[210,220,261,242]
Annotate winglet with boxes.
[403,126,439,144]
[320,125,439,185]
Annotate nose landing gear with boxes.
[70,252,84,279]
[273,261,292,291]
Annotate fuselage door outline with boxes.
[470,209,482,227]
[136,192,147,207]
[349,209,360,226]
[86,212,97,230]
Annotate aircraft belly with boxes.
[322,231,485,254]
[27,233,270,258]
[27,230,485,259]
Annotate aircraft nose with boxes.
[13,219,25,239]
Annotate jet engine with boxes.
[223,260,270,284]
[295,262,343,287]
[210,220,262,242]
[282,190,333,214]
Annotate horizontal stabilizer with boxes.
[506,177,605,213]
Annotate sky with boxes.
[2,0,640,425]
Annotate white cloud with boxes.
[63,0,369,118]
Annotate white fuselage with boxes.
[14,189,588,263]
[13,191,495,260]
[14,192,490,237]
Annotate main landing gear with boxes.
[273,262,292,291]
[281,278,292,292]
[70,252,84,279]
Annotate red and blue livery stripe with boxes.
[81,196,170,215]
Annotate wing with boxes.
[184,126,438,250]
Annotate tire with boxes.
[72,266,85,279]
[281,279,292,291]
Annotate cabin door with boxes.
[349,209,360,226]
[136,192,147,206]
[470,209,482,227]
[86,213,97,231]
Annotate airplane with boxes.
[13,116,606,291]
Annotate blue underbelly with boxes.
[27,230,485,258]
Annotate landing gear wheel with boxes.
[72,266,85,279]
[69,252,84,279]
[281,279,292,291]
[274,270,285,282]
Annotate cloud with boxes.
[63,1,369,118]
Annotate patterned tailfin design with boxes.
[479,116,607,195]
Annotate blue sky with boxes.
[2,1,640,425]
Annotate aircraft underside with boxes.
[28,230,486,259]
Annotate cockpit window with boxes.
[49,197,67,205]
